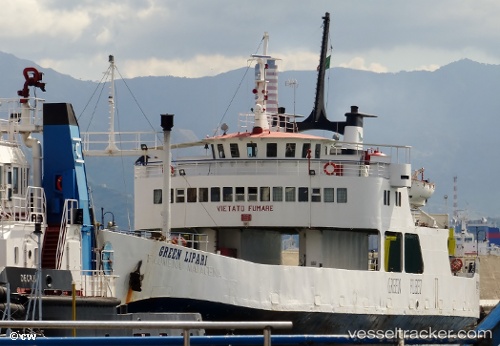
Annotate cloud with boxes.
[339,58,388,73]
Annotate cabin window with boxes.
[260,187,270,201]
[267,143,277,157]
[272,187,283,201]
[170,189,174,204]
[337,188,347,203]
[199,188,209,202]
[384,232,402,272]
[13,167,19,194]
[230,143,240,158]
[235,187,245,201]
[312,188,321,202]
[301,143,311,158]
[217,144,225,158]
[315,144,321,158]
[384,190,391,205]
[153,189,162,204]
[7,170,12,200]
[395,191,402,207]
[248,187,258,201]
[14,247,19,264]
[285,143,296,158]
[405,234,424,274]
[247,143,257,158]
[298,187,308,202]
[285,187,296,202]
[324,188,334,202]
[176,189,185,203]
[187,188,197,202]
[210,187,221,202]
[223,187,233,202]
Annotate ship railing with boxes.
[0,97,44,136]
[238,112,299,133]
[11,186,46,223]
[81,130,161,156]
[56,199,79,269]
[137,159,391,179]
[79,269,118,298]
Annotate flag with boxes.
[325,55,331,69]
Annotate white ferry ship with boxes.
[96,13,479,334]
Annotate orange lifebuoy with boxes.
[171,165,175,176]
[323,162,336,175]
[450,258,463,273]
[56,175,63,191]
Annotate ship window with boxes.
[312,188,321,202]
[153,189,162,204]
[285,143,296,157]
[230,143,240,158]
[285,187,296,202]
[298,187,308,202]
[267,143,277,157]
[315,143,321,158]
[337,188,347,203]
[324,188,334,202]
[170,189,173,204]
[260,187,270,201]
[384,232,402,272]
[272,187,283,201]
[301,143,311,158]
[13,167,19,194]
[405,234,424,273]
[223,187,233,201]
[235,187,245,201]
[210,187,221,202]
[14,246,19,264]
[217,144,225,158]
[247,143,257,158]
[248,187,258,201]
[199,188,208,202]
[187,188,197,202]
[176,189,185,203]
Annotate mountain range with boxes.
[1,51,499,228]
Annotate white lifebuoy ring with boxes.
[323,162,336,175]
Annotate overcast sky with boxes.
[2,0,500,80]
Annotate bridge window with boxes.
[260,187,270,201]
[199,188,208,202]
[248,187,258,201]
[13,167,19,194]
[395,191,402,207]
[235,187,245,201]
[315,143,321,158]
[247,143,257,157]
[230,143,240,158]
[337,188,347,203]
[301,143,311,158]
[324,188,334,202]
[405,234,424,273]
[272,187,283,201]
[298,187,308,202]
[153,189,162,204]
[187,188,197,202]
[267,143,277,157]
[285,143,296,158]
[223,187,233,201]
[312,188,321,202]
[210,187,220,202]
[217,144,225,158]
[384,232,402,272]
[176,189,185,203]
[285,187,295,202]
